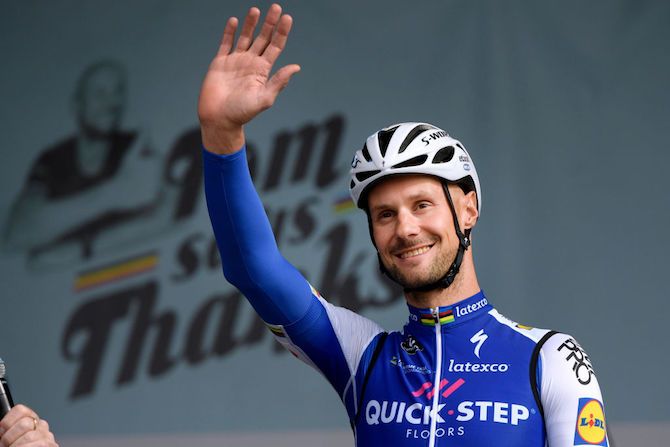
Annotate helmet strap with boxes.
[367,182,471,294]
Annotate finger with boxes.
[35,418,49,434]
[0,415,38,446]
[262,13,293,65]
[249,3,282,55]
[0,405,37,432]
[217,16,238,56]
[266,64,301,100]
[235,7,261,52]
[5,423,56,447]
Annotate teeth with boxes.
[399,246,430,259]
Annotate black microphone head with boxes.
[0,358,5,379]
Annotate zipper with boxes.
[429,307,442,447]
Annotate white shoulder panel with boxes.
[540,333,608,447]
[487,308,552,343]
[318,296,385,377]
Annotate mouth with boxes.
[395,244,433,259]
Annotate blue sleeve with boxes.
[202,147,312,324]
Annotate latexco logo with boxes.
[446,328,510,373]
[447,359,509,373]
[557,338,594,385]
[455,297,488,318]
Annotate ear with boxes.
[460,190,479,230]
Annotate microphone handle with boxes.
[0,377,14,419]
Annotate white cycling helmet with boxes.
[349,122,481,214]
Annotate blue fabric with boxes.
[202,147,312,324]
[354,292,545,445]
[202,147,604,446]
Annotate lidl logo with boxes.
[574,398,608,446]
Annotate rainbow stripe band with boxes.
[420,310,455,326]
[267,324,286,338]
[74,252,158,292]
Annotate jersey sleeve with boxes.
[203,147,313,324]
[539,333,609,447]
[202,147,384,400]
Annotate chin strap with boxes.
[367,182,471,293]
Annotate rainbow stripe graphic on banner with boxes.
[74,252,158,292]
[420,309,455,326]
[332,194,355,214]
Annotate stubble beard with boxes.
[382,241,457,290]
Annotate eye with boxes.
[416,201,432,210]
[376,209,394,221]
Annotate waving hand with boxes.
[198,4,301,153]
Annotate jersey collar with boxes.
[407,290,491,328]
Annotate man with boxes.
[0,405,58,446]
[3,60,173,267]
[200,4,607,446]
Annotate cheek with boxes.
[371,225,391,250]
[426,219,453,241]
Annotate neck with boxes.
[76,131,113,177]
[404,251,480,309]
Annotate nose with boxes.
[396,208,420,239]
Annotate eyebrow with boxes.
[369,189,436,213]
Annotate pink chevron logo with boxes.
[411,378,465,400]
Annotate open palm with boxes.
[198,4,300,151]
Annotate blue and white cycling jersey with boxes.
[203,147,608,447]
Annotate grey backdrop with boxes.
[1,0,668,445]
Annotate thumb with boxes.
[266,64,301,98]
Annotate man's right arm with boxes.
[203,146,313,323]
[199,5,385,412]
[198,4,304,323]
[203,144,384,412]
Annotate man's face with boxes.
[75,65,126,136]
[368,175,460,290]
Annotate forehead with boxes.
[86,69,123,88]
[79,66,125,97]
[367,175,443,207]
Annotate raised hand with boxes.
[198,3,301,153]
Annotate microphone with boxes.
[0,358,14,419]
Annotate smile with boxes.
[397,245,432,259]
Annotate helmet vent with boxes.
[398,124,435,154]
[432,146,455,164]
[361,143,372,162]
[355,170,381,182]
[377,126,399,157]
[391,154,428,169]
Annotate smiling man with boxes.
[200,4,608,446]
